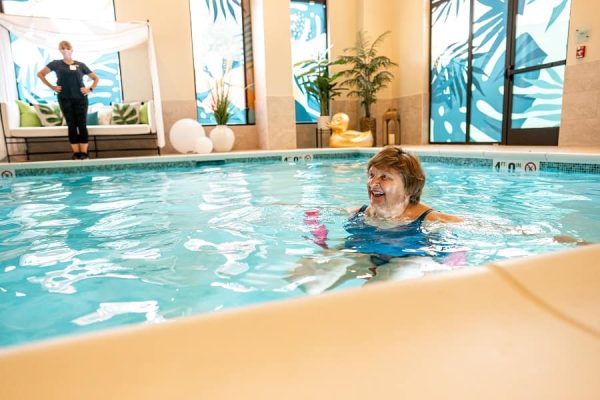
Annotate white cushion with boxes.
[32,103,64,127]
[8,124,151,138]
[112,102,141,124]
[89,105,113,125]
[4,101,20,130]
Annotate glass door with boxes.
[505,0,571,145]
[430,0,572,145]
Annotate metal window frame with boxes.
[428,0,569,146]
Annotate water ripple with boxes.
[27,259,137,294]
[1,160,599,347]
[72,301,165,326]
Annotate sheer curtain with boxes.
[0,13,165,147]
[0,28,18,160]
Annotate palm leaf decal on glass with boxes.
[430,0,571,142]
[191,0,248,124]
[290,0,328,122]
[204,0,239,22]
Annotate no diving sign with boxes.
[493,160,539,172]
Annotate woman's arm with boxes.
[426,210,464,223]
[37,67,60,93]
[553,235,592,246]
[81,72,100,95]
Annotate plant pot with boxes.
[317,115,332,130]
[360,117,376,135]
[209,125,235,152]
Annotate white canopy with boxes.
[0,13,165,147]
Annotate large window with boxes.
[290,0,327,123]
[2,0,122,106]
[189,0,254,125]
[430,0,571,145]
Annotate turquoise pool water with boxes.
[1,157,599,347]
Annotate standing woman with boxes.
[37,40,99,160]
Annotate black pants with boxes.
[59,97,89,144]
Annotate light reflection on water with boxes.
[0,160,599,347]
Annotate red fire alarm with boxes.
[576,45,586,59]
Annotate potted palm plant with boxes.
[337,31,397,134]
[209,78,235,152]
[294,50,344,129]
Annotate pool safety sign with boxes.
[1,169,16,178]
[281,153,313,163]
[493,159,539,172]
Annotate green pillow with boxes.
[140,102,149,124]
[112,102,140,125]
[33,103,63,127]
[16,100,42,127]
[87,111,99,126]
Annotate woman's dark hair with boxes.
[367,145,426,204]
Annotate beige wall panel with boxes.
[115,0,195,103]
[296,124,317,148]
[251,0,296,149]
[395,0,429,98]
[567,0,599,64]
[328,0,359,61]
[119,43,153,102]
[261,0,294,96]
[560,0,600,146]
[357,0,399,102]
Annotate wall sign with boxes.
[493,160,539,172]
[1,169,16,178]
[281,154,313,163]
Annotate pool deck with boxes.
[1,244,599,399]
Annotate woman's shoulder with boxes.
[419,203,463,223]
[77,61,92,70]
[425,210,464,223]
[347,205,367,215]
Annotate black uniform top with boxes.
[46,60,92,99]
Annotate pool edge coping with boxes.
[1,147,600,177]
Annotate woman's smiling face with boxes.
[367,166,410,215]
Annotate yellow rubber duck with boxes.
[327,112,374,148]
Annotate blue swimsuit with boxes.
[344,205,437,264]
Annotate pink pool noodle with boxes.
[304,210,329,248]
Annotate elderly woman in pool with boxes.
[292,146,464,294]
[354,145,462,223]
[342,145,463,266]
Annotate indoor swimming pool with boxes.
[1,152,599,347]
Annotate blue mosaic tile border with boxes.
[313,152,371,160]
[6,153,600,177]
[14,161,198,177]
[11,156,306,177]
[419,156,493,168]
[193,156,283,167]
[217,156,282,164]
[540,161,600,174]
